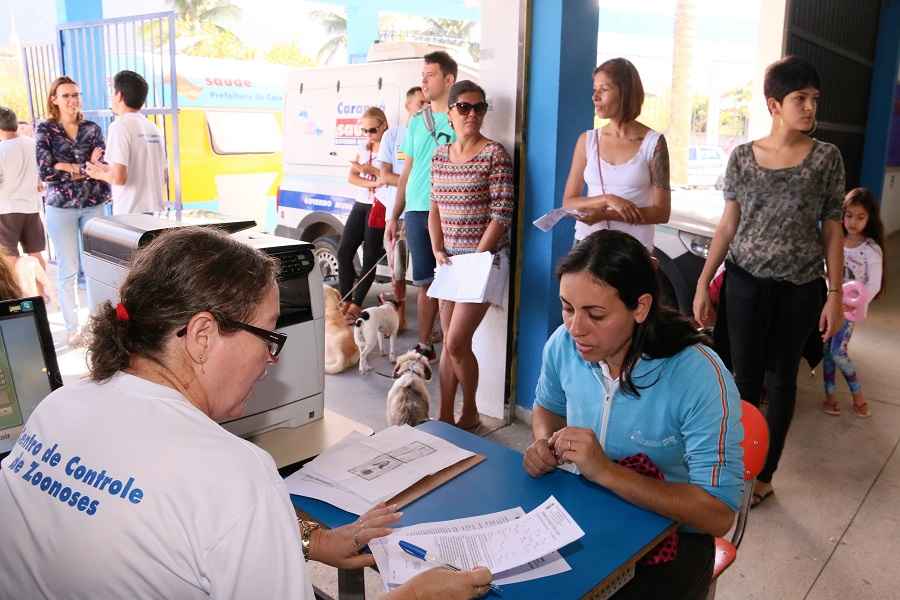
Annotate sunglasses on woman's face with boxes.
[451,101,488,117]
[360,127,380,134]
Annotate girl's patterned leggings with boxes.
[823,320,860,394]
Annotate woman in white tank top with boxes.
[562,58,671,250]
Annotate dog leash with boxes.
[339,249,388,305]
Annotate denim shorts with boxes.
[403,210,436,286]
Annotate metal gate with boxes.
[21,12,182,209]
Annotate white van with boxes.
[274,47,477,282]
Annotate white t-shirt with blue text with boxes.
[0,372,313,600]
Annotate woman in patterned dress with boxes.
[428,80,514,431]
[35,76,111,347]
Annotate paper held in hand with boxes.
[371,496,584,589]
[533,207,585,232]
[284,426,476,514]
[426,251,493,303]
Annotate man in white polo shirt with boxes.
[86,70,166,215]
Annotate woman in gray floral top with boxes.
[692,56,845,507]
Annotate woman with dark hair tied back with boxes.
[524,230,743,599]
[563,57,671,250]
[0,227,492,599]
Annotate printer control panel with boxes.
[274,245,315,328]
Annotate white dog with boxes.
[353,299,400,374]
[386,350,432,426]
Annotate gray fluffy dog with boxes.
[386,350,432,426]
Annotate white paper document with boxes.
[372,497,582,589]
[284,471,375,516]
[370,506,572,590]
[533,207,585,232]
[299,425,475,505]
[426,251,493,303]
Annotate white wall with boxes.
[469,0,525,421]
[882,169,900,236]
[747,0,788,139]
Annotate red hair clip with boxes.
[115,302,130,322]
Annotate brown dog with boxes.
[323,285,359,374]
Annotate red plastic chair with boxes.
[707,401,769,599]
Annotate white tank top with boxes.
[576,128,662,250]
[354,144,382,205]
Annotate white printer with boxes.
[81,213,324,437]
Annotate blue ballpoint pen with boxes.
[398,540,502,595]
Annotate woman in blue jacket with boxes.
[524,230,744,599]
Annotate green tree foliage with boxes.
[171,0,241,34]
[720,83,750,137]
[0,52,29,121]
[419,18,479,62]
[311,10,347,65]
[181,23,256,60]
[692,96,708,133]
[265,43,315,68]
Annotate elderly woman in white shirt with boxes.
[562,57,671,250]
[0,227,492,600]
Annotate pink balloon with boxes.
[842,280,870,322]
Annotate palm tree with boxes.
[669,0,697,186]
[311,10,347,65]
[171,0,242,36]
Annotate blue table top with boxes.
[291,420,674,599]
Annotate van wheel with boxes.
[313,236,341,284]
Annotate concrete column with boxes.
[861,0,900,234]
[513,0,598,414]
[56,0,106,125]
[345,1,380,64]
[55,0,102,23]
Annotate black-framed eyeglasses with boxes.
[360,127,380,134]
[450,101,488,117]
[177,320,287,360]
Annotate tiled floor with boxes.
[47,233,900,599]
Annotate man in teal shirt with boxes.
[386,51,457,362]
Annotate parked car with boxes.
[654,187,723,313]
[687,145,725,189]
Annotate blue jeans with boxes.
[404,210,436,287]
[45,204,106,333]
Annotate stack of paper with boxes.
[370,496,584,590]
[285,426,475,515]
[426,252,493,303]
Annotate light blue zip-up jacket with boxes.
[534,325,745,512]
